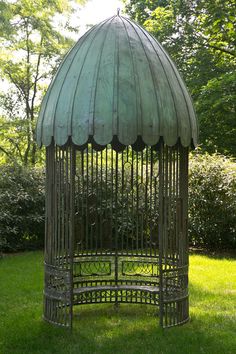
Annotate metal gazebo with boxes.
[36,14,198,329]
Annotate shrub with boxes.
[0,164,45,252]
[1,152,236,253]
[189,152,236,250]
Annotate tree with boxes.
[124,0,168,24]
[124,0,236,156]
[195,72,236,155]
[0,0,87,166]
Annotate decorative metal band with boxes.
[74,261,112,277]
[73,286,160,306]
[121,261,159,277]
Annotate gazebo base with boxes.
[44,285,189,329]
[44,263,189,329]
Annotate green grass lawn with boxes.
[0,252,235,354]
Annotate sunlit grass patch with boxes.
[0,252,235,354]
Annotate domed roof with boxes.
[36,15,198,149]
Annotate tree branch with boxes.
[31,38,43,117]
[7,137,23,162]
[25,19,31,120]
[184,22,236,57]
[5,71,27,101]
[204,42,235,57]
[0,146,11,158]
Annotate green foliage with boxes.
[0,0,86,166]
[124,0,168,24]
[0,164,45,252]
[196,72,236,155]
[124,0,236,156]
[78,150,236,251]
[1,151,236,252]
[0,115,45,166]
[0,0,12,36]
[75,154,158,250]
[189,152,236,250]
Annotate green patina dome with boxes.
[36,15,198,149]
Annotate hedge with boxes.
[189,152,236,250]
[0,153,235,252]
[0,165,45,252]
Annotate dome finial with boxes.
[117,8,120,16]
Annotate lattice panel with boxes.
[74,261,111,277]
[163,268,188,301]
[122,261,159,277]
[44,263,72,327]
[74,288,159,306]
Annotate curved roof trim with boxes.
[36,15,198,150]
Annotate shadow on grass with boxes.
[2,295,236,354]
[189,248,236,260]
[1,251,235,354]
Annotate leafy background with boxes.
[0,0,236,252]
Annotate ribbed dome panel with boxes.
[36,15,198,149]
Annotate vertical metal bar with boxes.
[163,146,168,271]
[175,147,179,260]
[81,150,84,254]
[177,145,181,264]
[61,149,65,269]
[44,147,49,264]
[51,146,55,266]
[154,163,158,257]
[100,150,103,252]
[131,149,134,253]
[74,150,78,256]
[86,147,89,254]
[54,146,58,266]
[136,150,139,253]
[173,148,176,263]
[95,150,99,254]
[121,149,124,254]
[69,145,76,329]
[90,147,94,252]
[65,147,69,268]
[55,146,59,265]
[149,148,153,256]
[51,145,55,265]
[47,146,52,264]
[176,145,179,198]
[44,146,51,323]
[104,147,108,255]
[115,151,118,294]
[158,143,164,328]
[105,147,108,222]
[140,150,144,254]
[111,148,114,251]
[58,148,62,267]
[169,148,173,263]
[145,147,148,256]
[141,150,143,183]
